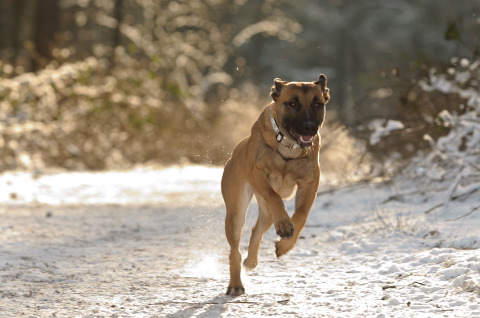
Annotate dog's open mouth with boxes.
[289,129,315,146]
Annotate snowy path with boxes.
[0,166,479,317]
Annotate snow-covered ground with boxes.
[0,164,479,317]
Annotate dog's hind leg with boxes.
[222,163,253,296]
[244,196,273,270]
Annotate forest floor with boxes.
[0,165,479,317]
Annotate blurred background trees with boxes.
[0,0,479,172]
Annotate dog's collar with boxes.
[269,106,300,149]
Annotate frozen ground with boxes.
[0,165,479,317]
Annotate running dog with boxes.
[221,74,330,296]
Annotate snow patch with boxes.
[368,119,405,145]
[177,253,223,279]
[441,268,469,280]
[0,165,223,206]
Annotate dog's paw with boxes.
[274,219,294,238]
[226,286,245,296]
[243,257,258,270]
[275,238,294,257]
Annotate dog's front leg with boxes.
[276,180,319,257]
[250,171,294,238]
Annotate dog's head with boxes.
[270,74,330,148]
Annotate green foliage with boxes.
[127,43,138,54]
[444,21,462,41]
[166,83,186,99]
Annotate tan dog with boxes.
[221,74,330,296]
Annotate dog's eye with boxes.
[287,101,298,109]
[313,101,324,109]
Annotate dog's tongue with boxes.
[289,129,314,145]
[299,135,313,143]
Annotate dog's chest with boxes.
[268,172,297,199]
[278,145,304,160]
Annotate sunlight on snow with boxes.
[0,166,223,206]
[178,253,223,279]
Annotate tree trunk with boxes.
[33,0,59,71]
[110,0,123,70]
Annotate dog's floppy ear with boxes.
[270,78,286,101]
[315,74,330,102]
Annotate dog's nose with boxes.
[302,122,317,135]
